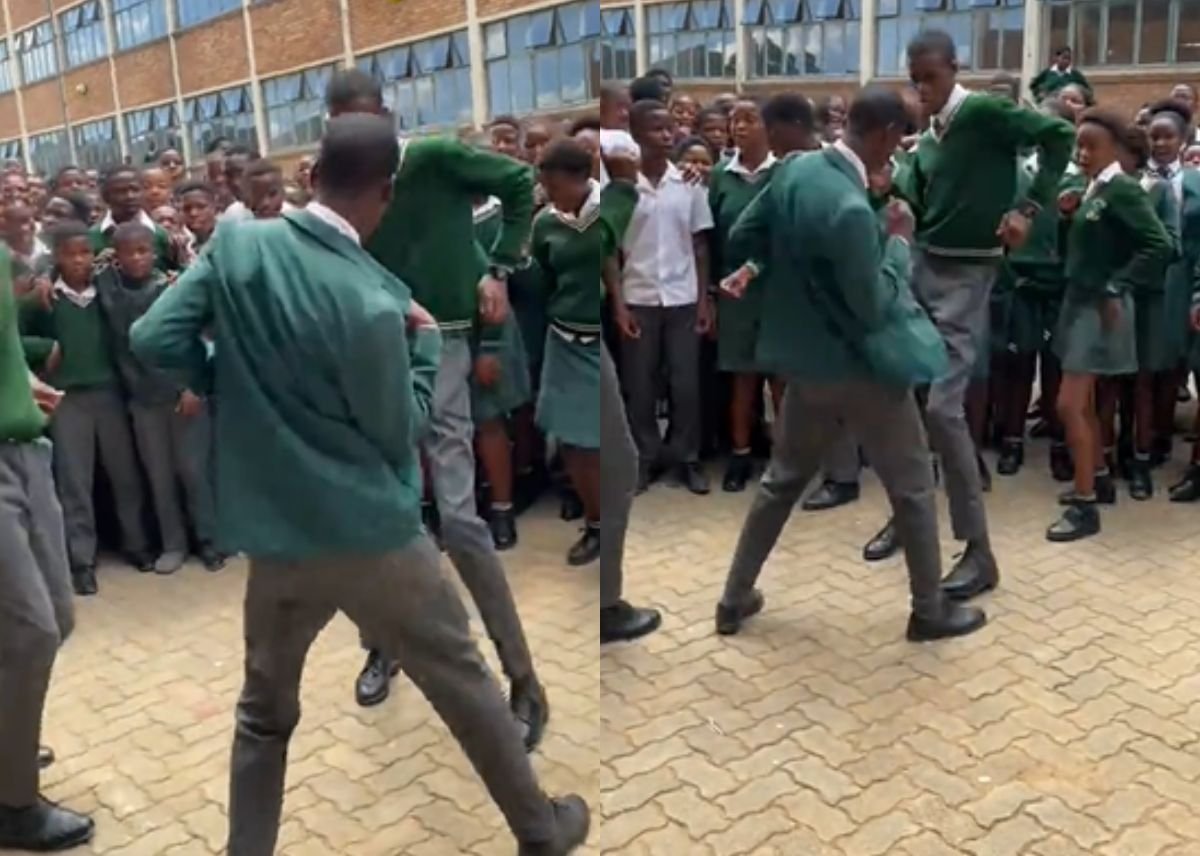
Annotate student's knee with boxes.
[236,668,303,738]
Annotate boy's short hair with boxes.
[101,164,139,188]
[538,139,594,179]
[848,86,914,137]
[490,114,522,132]
[697,106,729,127]
[568,114,602,136]
[176,179,216,199]
[47,219,91,251]
[629,75,668,104]
[630,99,668,133]
[762,93,815,131]
[907,29,958,64]
[111,221,156,247]
[326,69,384,113]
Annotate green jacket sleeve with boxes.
[129,248,213,394]
[340,299,418,469]
[1107,182,1172,298]
[983,98,1076,210]
[1030,68,1050,101]
[17,296,55,368]
[726,184,773,279]
[828,201,907,332]
[599,181,638,257]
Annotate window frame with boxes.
[112,0,168,51]
[60,0,109,70]
[185,84,258,159]
[262,63,335,151]
[29,129,71,177]
[0,39,13,93]
[746,0,862,77]
[600,6,638,80]
[1044,0,1200,68]
[874,0,1026,75]
[17,21,59,85]
[646,0,738,80]
[175,0,241,31]
[359,30,474,132]
[72,117,122,170]
[125,102,182,165]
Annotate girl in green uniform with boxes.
[1048,110,1171,542]
[532,139,639,565]
[708,99,779,492]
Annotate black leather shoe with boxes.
[0,798,94,851]
[567,525,600,566]
[906,601,987,642]
[511,679,550,753]
[355,650,399,708]
[940,542,999,601]
[489,507,518,551]
[198,544,227,572]
[518,794,590,855]
[559,490,584,521]
[71,566,97,597]
[1128,461,1153,501]
[722,454,753,493]
[996,440,1023,476]
[802,480,860,512]
[1170,464,1200,502]
[1049,442,1073,482]
[38,746,54,769]
[977,451,992,493]
[862,519,900,562]
[1047,501,1100,542]
[678,462,710,495]
[601,601,662,644]
[127,551,155,573]
[714,589,765,636]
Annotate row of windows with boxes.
[600,0,1199,79]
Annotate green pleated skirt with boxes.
[717,287,763,373]
[1055,292,1137,376]
[471,314,533,424]
[537,328,600,449]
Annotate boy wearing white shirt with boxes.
[618,100,714,494]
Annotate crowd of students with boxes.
[597,57,1200,553]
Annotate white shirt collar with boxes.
[305,201,360,246]
[933,85,970,138]
[638,161,683,191]
[548,180,601,229]
[724,149,777,178]
[1086,160,1123,198]
[53,277,96,308]
[1053,65,1074,74]
[832,139,869,189]
[100,209,156,234]
[1155,159,1182,179]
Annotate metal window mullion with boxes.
[1166,0,1178,62]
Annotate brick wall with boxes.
[63,61,116,120]
[251,0,343,77]
[0,93,19,138]
[348,0,466,52]
[477,0,550,21]
[21,78,65,131]
[113,41,175,109]
[6,0,47,30]
[175,12,249,92]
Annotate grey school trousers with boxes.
[721,380,944,620]
[823,426,861,485]
[0,441,74,808]
[600,342,635,609]
[51,387,150,567]
[366,336,535,684]
[129,400,217,554]
[912,251,997,544]
[620,304,702,467]
[227,538,557,855]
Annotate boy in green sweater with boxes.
[0,246,95,851]
[886,29,1075,601]
[325,71,548,748]
[19,221,153,596]
[1030,47,1093,104]
[88,166,179,271]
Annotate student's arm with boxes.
[986,98,1076,209]
[828,202,908,332]
[129,250,213,391]
[406,324,442,439]
[340,299,418,468]
[1108,181,1171,298]
[17,296,55,369]
[599,181,639,256]
[691,183,714,331]
[725,184,773,285]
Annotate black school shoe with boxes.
[489,508,518,551]
[198,544,228,572]
[71,566,97,597]
[906,601,987,642]
[714,589,765,636]
[996,440,1024,476]
[862,519,900,562]
[567,525,600,566]
[600,602,662,644]
[127,551,156,574]
[511,678,550,753]
[802,480,860,512]
[1170,464,1200,502]
[559,490,584,522]
[518,795,590,856]
[355,650,399,708]
[1128,460,1153,501]
[1047,501,1100,542]
[0,798,94,852]
[1058,474,1116,506]
[722,454,753,493]
[939,542,999,602]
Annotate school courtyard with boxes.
[31,446,1200,855]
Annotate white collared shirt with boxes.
[621,161,714,307]
[832,139,868,189]
[100,208,156,234]
[53,277,96,308]
[1085,160,1123,199]
[724,149,777,180]
[306,201,361,246]
[932,84,970,139]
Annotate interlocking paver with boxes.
[604,449,1200,851]
[39,507,596,854]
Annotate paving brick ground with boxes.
[602,441,1200,855]
[33,504,598,856]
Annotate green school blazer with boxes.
[730,148,946,386]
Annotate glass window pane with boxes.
[1048,3,1070,56]
[488,60,510,116]
[1176,0,1200,61]
[510,55,533,112]
[744,0,765,23]
[1139,0,1168,62]
[999,7,1023,68]
[1106,0,1135,64]
[1074,2,1101,66]
[561,43,586,103]
[526,10,555,46]
[534,49,559,108]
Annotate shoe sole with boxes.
[1046,528,1099,543]
[907,612,988,642]
[601,612,663,645]
[942,578,998,602]
[863,545,900,562]
[715,595,765,636]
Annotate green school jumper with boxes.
[1134,174,1183,372]
[89,220,177,272]
[0,249,47,445]
[1029,66,1093,102]
[708,154,778,373]
[1056,172,1171,376]
[532,181,638,449]
[18,290,120,392]
[470,197,532,423]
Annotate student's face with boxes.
[41,197,75,230]
[104,172,143,219]
[1,173,27,205]
[729,103,766,153]
[141,168,172,211]
[649,74,672,102]
[909,52,958,118]
[248,173,285,219]
[225,155,250,200]
[56,168,86,196]
[1075,122,1118,178]
[85,169,99,190]
[699,115,729,153]
[540,169,591,213]
[524,125,552,165]
[670,96,698,131]
[572,130,603,178]
[86,194,104,226]
[636,109,675,156]
[55,236,94,286]
[1171,84,1197,112]
[678,145,713,180]
[490,125,522,160]
[826,97,848,128]
[1055,49,1072,70]
[179,190,217,237]
[600,91,631,130]
[1185,146,1200,168]
[296,156,315,190]
[151,205,180,232]
[158,149,185,182]
[27,177,47,211]
[1059,85,1087,116]
[2,204,35,252]
[115,236,155,280]
[1148,116,1183,165]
